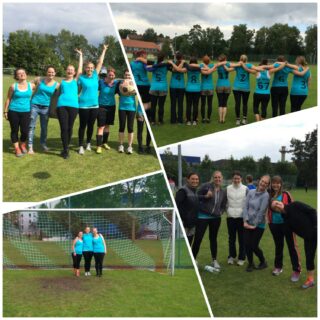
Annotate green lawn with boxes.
[197,189,317,317]
[3,268,209,317]
[147,64,317,147]
[3,75,160,202]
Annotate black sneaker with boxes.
[246,264,255,272]
[255,261,268,270]
[145,146,152,154]
[138,147,144,154]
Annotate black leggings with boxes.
[82,251,93,272]
[170,88,185,123]
[233,90,249,118]
[186,91,200,122]
[78,108,99,146]
[94,252,105,275]
[192,218,221,260]
[200,94,213,120]
[8,110,30,144]
[253,93,270,118]
[150,95,166,123]
[71,253,82,269]
[216,92,229,107]
[57,107,78,152]
[304,236,317,270]
[271,86,288,117]
[119,110,135,133]
[290,94,307,113]
[244,227,265,265]
[269,223,301,272]
[227,217,245,261]
[137,118,151,148]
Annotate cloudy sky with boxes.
[3,3,117,45]
[111,3,317,39]
[158,108,317,163]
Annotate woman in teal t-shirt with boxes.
[92,227,107,277]
[4,68,36,157]
[78,44,108,155]
[71,231,83,277]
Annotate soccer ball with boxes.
[120,79,136,96]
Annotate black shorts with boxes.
[137,85,151,103]
[97,105,116,126]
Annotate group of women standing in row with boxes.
[175,171,317,289]
[4,45,150,158]
[71,226,107,277]
[130,51,311,126]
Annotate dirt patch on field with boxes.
[38,277,84,292]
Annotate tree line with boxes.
[120,23,317,63]
[3,29,126,77]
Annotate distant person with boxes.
[243,175,270,272]
[246,175,256,190]
[175,172,200,244]
[192,171,227,270]
[268,176,301,280]
[92,227,107,277]
[71,231,83,277]
[271,200,317,289]
[226,171,248,266]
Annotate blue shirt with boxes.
[170,69,185,89]
[200,63,214,90]
[118,82,136,111]
[149,64,168,91]
[233,63,252,91]
[198,211,219,220]
[137,102,143,116]
[255,70,271,94]
[9,82,32,112]
[82,233,93,251]
[93,234,105,253]
[78,70,99,108]
[98,79,118,106]
[130,60,150,86]
[31,80,58,106]
[57,79,79,108]
[216,63,231,88]
[73,239,83,255]
[186,68,201,92]
[290,67,311,96]
[271,194,284,224]
[272,63,292,87]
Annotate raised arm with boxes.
[3,85,14,120]
[136,56,147,64]
[75,48,83,80]
[100,234,107,254]
[242,62,257,74]
[269,62,287,75]
[292,66,310,76]
[201,65,217,75]
[223,65,235,72]
[286,63,299,70]
[96,44,108,74]
[167,60,187,73]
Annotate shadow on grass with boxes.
[33,172,51,179]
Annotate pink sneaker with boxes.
[291,271,301,282]
[302,278,315,289]
[272,268,283,276]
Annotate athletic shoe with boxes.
[272,268,283,276]
[145,146,152,154]
[14,147,23,157]
[302,279,315,289]
[246,264,255,272]
[96,146,102,154]
[20,143,27,154]
[236,119,241,125]
[41,144,49,152]
[237,260,245,266]
[206,119,211,123]
[60,150,69,159]
[86,143,91,151]
[103,143,111,150]
[192,121,197,126]
[186,121,191,126]
[87,272,91,276]
[118,145,124,153]
[78,146,85,155]
[28,147,35,155]
[201,119,206,124]
[85,272,88,276]
[241,118,247,125]
[291,271,301,282]
[227,257,234,265]
[255,261,268,270]
[76,270,80,277]
[211,260,221,269]
[138,147,144,154]
[127,146,133,154]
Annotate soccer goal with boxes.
[3,208,179,275]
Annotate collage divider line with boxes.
[107,3,214,317]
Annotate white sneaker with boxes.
[186,121,191,126]
[241,118,247,125]
[78,146,85,155]
[86,143,91,151]
[192,121,197,126]
[236,119,241,125]
[227,257,234,265]
[237,259,245,266]
[127,146,133,154]
[212,260,221,269]
[87,272,91,276]
[118,145,124,153]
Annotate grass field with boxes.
[3,75,160,202]
[197,188,317,317]
[147,64,317,147]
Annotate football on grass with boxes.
[120,79,136,96]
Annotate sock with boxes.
[96,135,103,147]
[103,132,109,144]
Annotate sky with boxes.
[3,3,117,45]
[158,108,317,163]
[111,3,317,39]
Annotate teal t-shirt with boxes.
[98,79,118,106]
[290,67,311,95]
[271,194,284,224]
[150,65,168,91]
[130,60,150,86]
[9,82,32,112]
[198,211,219,220]
[255,70,271,94]
[78,70,99,108]
[31,80,58,106]
[119,88,136,112]
[186,69,201,92]
[93,235,105,253]
[82,233,93,251]
[216,63,231,88]
[170,70,185,89]
[272,63,292,87]
[73,239,83,255]
[233,63,252,91]
[57,79,79,108]
[200,63,214,90]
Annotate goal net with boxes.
[3,209,179,275]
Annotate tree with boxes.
[257,156,273,177]
[188,24,206,57]
[174,34,191,56]
[142,28,158,42]
[204,27,227,58]
[254,27,268,55]
[238,156,257,175]
[305,25,317,64]
[118,29,137,39]
[160,38,172,57]
[228,24,254,60]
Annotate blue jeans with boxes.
[28,104,50,147]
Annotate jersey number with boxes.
[258,83,269,90]
[278,75,284,82]
[301,80,307,89]
[155,73,162,81]
[218,72,227,80]
[240,74,246,82]
[175,74,181,81]
[191,75,197,83]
